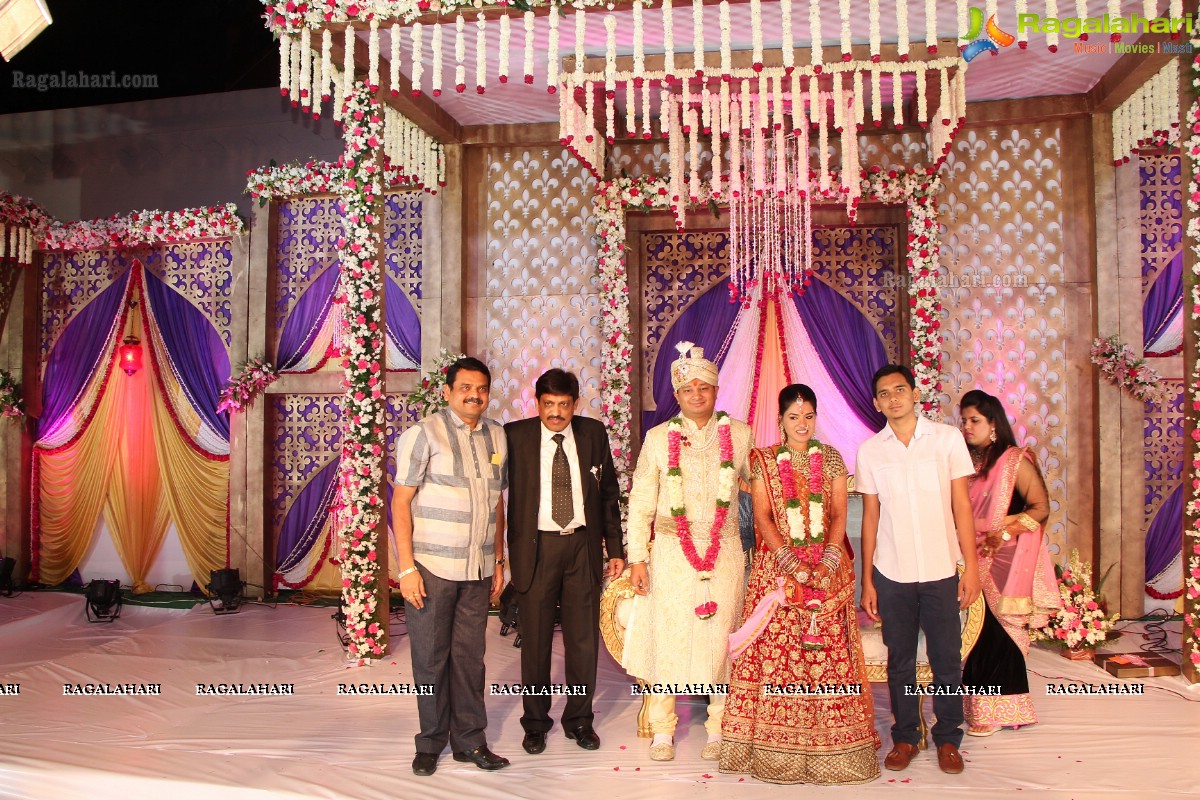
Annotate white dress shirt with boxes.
[537,422,585,531]
[855,414,975,584]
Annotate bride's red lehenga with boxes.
[719,444,881,785]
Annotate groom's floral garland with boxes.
[331,82,389,663]
[776,442,824,545]
[666,411,734,619]
[592,168,944,495]
[1180,40,1200,674]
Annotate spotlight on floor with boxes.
[206,568,244,615]
[85,579,122,623]
[0,556,15,597]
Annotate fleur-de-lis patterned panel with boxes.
[271,393,343,530]
[140,241,234,348]
[1144,380,1184,524]
[269,392,419,534]
[938,124,1068,554]
[1139,154,1182,291]
[385,192,423,313]
[478,147,601,421]
[0,264,22,336]
[640,226,901,404]
[273,196,342,337]
[40,249,130,372]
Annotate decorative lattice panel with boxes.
[938,124,1069,553]
[40,250,129,370]
[141,241,234,347]
[385,192,423,313]
[269,392,419,534]
[273,196,342,337]
[479,147,602,421]
[270,394,344,531]
[1139,153,1182,291]
[1145,381,1184,525]
[640,226,901,405]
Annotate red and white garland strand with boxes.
[1113,60,1180,165]
[40,204,244,253]
[332,82,389,663]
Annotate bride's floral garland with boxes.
[776,441,824,545]
[666,411,734,619]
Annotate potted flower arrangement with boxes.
[1034,549,1120,659]
[409,349,466,417]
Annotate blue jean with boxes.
[873,567,964,749]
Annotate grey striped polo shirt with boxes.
[393,407,507,581]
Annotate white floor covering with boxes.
[0,591,1197,800]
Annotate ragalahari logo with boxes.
[962,7,1015,62]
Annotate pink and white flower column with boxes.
[1181,43,1200,683]
[333,81,389,663]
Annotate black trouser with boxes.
[406,563,490,755]
[517,529,600,734]
[873,567,964,749]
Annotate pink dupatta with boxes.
[970,447,1062,653]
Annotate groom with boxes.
[504,368,625,754]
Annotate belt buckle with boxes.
[560,528,573,536]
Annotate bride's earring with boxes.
[779,420,787,444]
[989,428,997,444]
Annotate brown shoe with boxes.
[937,743,964,774]
[884,742,919,771]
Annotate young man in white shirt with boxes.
[857,365,981,775]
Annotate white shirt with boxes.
[537,422,585,531]
[855,414,975,584]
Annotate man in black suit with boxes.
[504,368,625,755]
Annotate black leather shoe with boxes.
[566,725,601,750]
[412,752,438,776]
[453,745,511,770]
[522,732,547,754]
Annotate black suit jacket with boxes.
[504,415,624,594]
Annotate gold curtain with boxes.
[103,364,171,594]
[149,381,229,593]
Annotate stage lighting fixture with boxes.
[206,568,244,615]
[0,556,15,597]
[85,579,122,623]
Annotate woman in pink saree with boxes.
[959,390,1062,736]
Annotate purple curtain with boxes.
[278,266,339,371]
[641,277,742,435]
[792,278,887,431]
[386,277,421,366]
[1145,486,1182,580]
[38,269,132,442]
[143,268,231,441]
[1143,251,1182,354]
[277,458,339,573]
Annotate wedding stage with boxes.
[0,590,1195,800]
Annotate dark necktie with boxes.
[551,433,572,529]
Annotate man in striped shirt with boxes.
[393,356,509,776]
